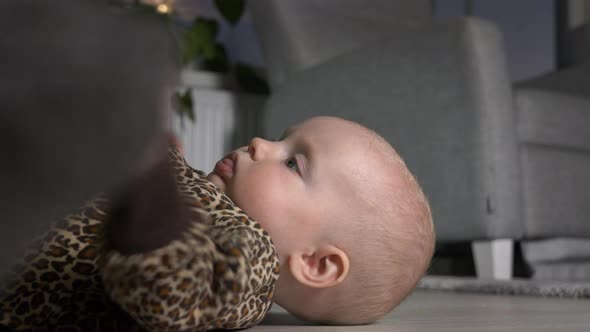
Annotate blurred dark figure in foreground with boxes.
[0,0,177,275]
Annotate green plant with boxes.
[136,0,269,124]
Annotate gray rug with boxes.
[418,276,590,298]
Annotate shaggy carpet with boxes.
[418,275,590,298]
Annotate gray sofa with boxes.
[248,1,590,280]
[516,22,590,281]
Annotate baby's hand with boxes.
[168,133,184,154]
[107,151,194,255]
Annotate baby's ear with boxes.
[288,245,349,289]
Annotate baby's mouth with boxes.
[212,155,235,181]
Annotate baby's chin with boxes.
[206,173,227,192]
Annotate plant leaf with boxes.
[181,18,219,65]
[234,63,270,95]
[174,91,195,123]
[201,44,230,73]
[214,0,245,25]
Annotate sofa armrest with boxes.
[262,18,522,242]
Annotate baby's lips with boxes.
[213,157,234,180]
[222,157,235,170]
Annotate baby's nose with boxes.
[248,137,274,161]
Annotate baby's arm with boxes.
[102,215,271,331]
[101,148,278,332]
[0,196,133,330]
[106,150,192,256]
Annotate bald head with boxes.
[275,117,435,324]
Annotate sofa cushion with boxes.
[515,65,590,151]
[520,144,590,238]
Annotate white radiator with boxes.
[171,88,265,174]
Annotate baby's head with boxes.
[207,116,434,324]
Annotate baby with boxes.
[206,116,435,324]
[0,116,433,330]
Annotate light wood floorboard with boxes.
[253,290,590,331]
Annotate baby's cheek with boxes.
[233,181,273,221]
[232,167,285,226]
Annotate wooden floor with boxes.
[253,290,590,331]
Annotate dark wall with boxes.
[434,0,556,82]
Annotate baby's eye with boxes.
[285,157,299,172]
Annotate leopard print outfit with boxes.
[0,148,280,331]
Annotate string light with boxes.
[138,0,175,15]
[156,3,171,14]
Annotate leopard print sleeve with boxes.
[0,197,142,331]
[100,148,280,332]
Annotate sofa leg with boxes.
[471,239,513,280]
